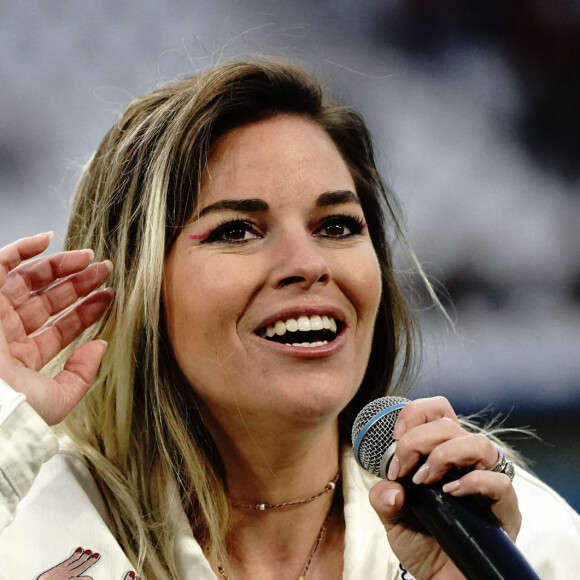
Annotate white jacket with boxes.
[1,378,580,579]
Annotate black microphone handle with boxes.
[399,471,541,580]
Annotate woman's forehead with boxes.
[196,116,355,209]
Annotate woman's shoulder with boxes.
[0,434,134,580]
[33,436,111,519]
[2,436,112,538]
[498,466,580,578]
[514,466,580,530]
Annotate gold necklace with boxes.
[218,475,340,580]
[233,470,340,511]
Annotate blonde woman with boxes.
[0,59,579,580]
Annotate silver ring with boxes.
[489,448,515,481]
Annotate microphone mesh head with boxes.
[351,396,409,477]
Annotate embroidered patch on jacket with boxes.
[34,547,140,580]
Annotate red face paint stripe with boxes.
[188,232,211,241]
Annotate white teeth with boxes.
[265,315,338,338]
[291,341,328,347]
[321,315,337,333]
[286,318,299,332]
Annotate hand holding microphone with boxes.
[353,396,540,580]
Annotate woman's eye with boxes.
[204,220,261,243]
[314,215,366,239]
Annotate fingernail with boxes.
[442,480,460,494]
[103,259,114,271]
[75,547,83,553]
[412,463,430,485]
[36,231,54,240]
[392,418,405,440]
[129,573,136,578]
[381,488,400,507]
[84,550,92,555]
[92,553,99,559]
[81,248,95,260]
[387,455,400,481]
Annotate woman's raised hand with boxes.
[369,396,521,580]
[0,233,113,425]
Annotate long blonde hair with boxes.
[55,58,421,578]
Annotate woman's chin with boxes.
[248,382,356,427]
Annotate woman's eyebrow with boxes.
[198,198,269,218]
[197,190,359,219]
[316,190,360,206]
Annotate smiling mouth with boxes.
[256,314,342,348]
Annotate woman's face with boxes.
[163,115,382,429]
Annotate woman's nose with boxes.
[270,230,331,290]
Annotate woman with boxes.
[0,59,579,580]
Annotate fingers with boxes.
[408,433,500,485]
[442,470,522,540]
[388,397,500,482]
[16,259,113,334]
[0,232,54,285]
[387,397,505,483]
[0,232,113,339]
[37,547,100,580]
[392,396,460,440]
[387,415,466,480]
[35,340,108,425]
[67,548,100,573]
[56,339,108,392]
[32,289,113,368]
[2,248,96,305]
[369,479,407,528]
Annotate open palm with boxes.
[0,233,112,425]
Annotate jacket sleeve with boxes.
[0,378,59,534]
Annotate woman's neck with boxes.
[208,417,345,579]
[206,406,340,504]
[220,489,345,580]
[215,416,341,505]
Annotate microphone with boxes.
[352,396,540,580]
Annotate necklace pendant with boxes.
[299,576,306,580]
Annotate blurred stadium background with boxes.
[1,1,579,510]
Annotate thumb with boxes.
[369,479,407,529]
[58,339,108,388]
[49,339,108,423]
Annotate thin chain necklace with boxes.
[218,473,340,580]
[232,470,340,511]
